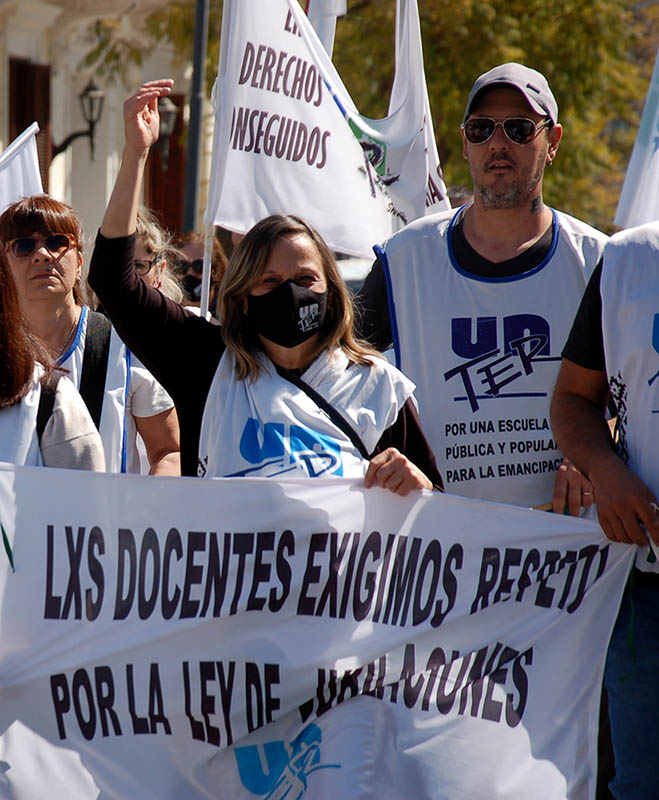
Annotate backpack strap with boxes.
[37,372,61,444]
[79,311,112,430]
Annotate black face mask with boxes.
[182,274,202,301]
[247,279,328,348]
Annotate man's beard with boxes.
[470,152,545,210]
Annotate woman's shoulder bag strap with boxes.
[275,365,371,460]
[36,372,61,444]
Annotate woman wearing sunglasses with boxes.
[88,79,442,493]
[0,195,180,475]
[174,229,228,313]
[0,245,104,469]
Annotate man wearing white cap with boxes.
[357,63,608,513]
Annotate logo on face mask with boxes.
[298,303,320,333]
[248,280,328,349]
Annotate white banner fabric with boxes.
[204,0,449,258]
[614,48,659,228]
[0,123,43,216]
[0,463,633,799]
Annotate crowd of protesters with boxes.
[1,62,657,800]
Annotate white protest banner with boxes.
[0,123,43,216]
[304,0,346,56]
[0,463,633,799]
[204,0,449,258]
[205,0,393,258]
[614,48,659,228]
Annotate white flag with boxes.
[296,0,451,220]
[305,0,346,56]
[0,123,43,216]
[296,0,449,222]
[614,48,659,228]
[204,0,448,258]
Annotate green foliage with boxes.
[332,0,657,232]
[79,20,143,83]
[145,0,223,94]
[83,0,657,232]
[81,1,222,93]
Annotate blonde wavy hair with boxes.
[220,214,380,381]
[135,208,184,303]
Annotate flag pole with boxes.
[200,0,234,318]
[182,0,210,234]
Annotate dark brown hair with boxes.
[177,229,228,285]
[0,247,51,407]
[0,194,84,305]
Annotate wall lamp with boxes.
[155,96,179,170]
[52,79,105,160]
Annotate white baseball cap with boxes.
[464,63,558,124]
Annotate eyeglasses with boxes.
[462,117,553,145]
[5,233,77,259]
[135,255,161,276]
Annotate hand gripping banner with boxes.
[0,463,633,799]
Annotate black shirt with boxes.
[89,232,443,487]
[355,213,554,349]
[561,261,605,371]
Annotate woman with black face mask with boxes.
[175,229,228,316]
[89,79,442,492]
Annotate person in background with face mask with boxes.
[175,229,227,314]
[88,79,442,491]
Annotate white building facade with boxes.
[0,0,214,242]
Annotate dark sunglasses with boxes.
[175,258,204,274]
[462,116,553,145]
[135,255,161,276]
[5,233,77,259]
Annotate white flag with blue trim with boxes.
[204,0,449,258]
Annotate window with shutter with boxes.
[144,93,185,234]
[9,57,51,191]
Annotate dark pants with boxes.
[604,572,659,799]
